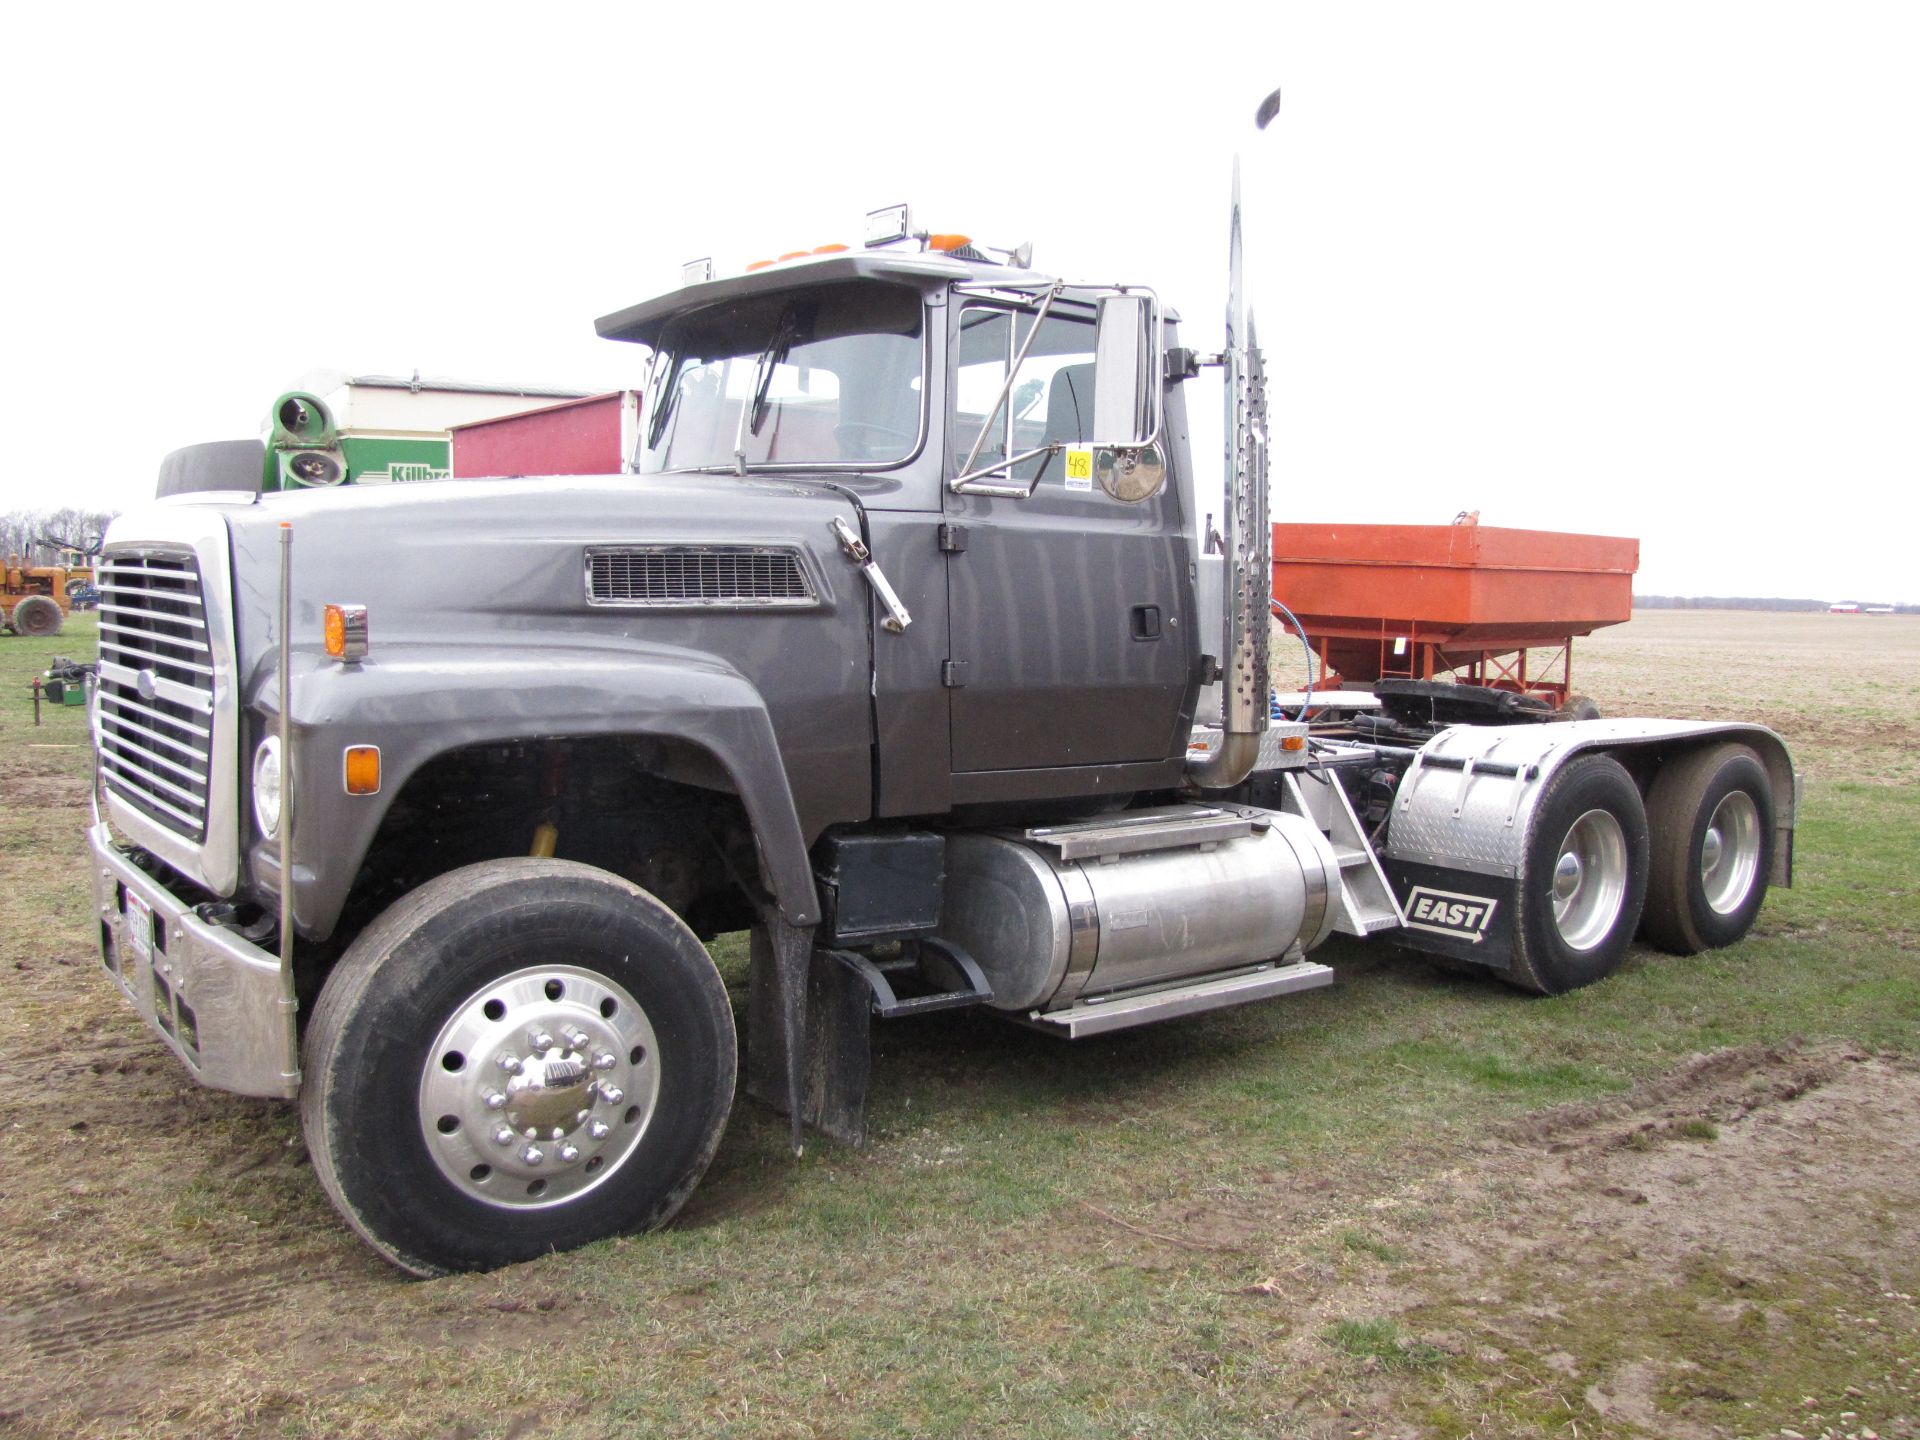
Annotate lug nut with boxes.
[528,1029,555,1052]
[493,1125,514,1146]
[558,1143,581,1163]
[521,1145,545,1166]
[549,1127,565,1141]
[564,1027,590,1050]
[598,1084,624,1106]
[593,1051,616,1071]
[496,1054,522,1074]
[483,1090,507,1110]
[588,1119,611,1140]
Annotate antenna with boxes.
[1255,87,1283,131]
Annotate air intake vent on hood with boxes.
[585,545,817,609]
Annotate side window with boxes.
[952,305,1097,484]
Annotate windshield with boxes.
[641,281,925,472]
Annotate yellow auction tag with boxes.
[1064,446,1094,490]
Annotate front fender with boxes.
[253,640,822,938]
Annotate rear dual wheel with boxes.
[302,859,736,1277]
[1642,744,1774,954]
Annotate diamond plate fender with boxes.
[1381,719,1798,888]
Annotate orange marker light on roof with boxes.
[745,259,775,272]
[777,250,810,262]
[926,233,972,253]
[812,243,848,254]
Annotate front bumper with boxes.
[89,818,300,1099]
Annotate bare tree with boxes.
[2,508,117,566]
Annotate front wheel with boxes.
[1505,754,1650,995]
[1641,744,1774,954]
[301,859,737,1276]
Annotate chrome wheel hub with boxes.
[1549,808,1628,952]
[419,964,659,1209]
[1700,790,1762,915]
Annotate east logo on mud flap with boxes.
[1404,886,1498,943]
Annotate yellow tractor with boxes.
[3,555,82,637]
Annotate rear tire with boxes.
[1555,694,1602,722]
[301,858,736,1277]
[1505,755,1649,994]
[1641,744,1774,954]
[10,595,63,637]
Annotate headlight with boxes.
[253,738,283,839]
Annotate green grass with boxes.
[1322,1317,1448,1371]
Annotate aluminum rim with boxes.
[1700,790,1762,915]
[418,964,660,1210]
[1549,808,1628,952]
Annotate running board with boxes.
[1024,960,1335,1039]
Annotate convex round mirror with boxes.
[1095,443,1166,502]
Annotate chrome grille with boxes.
[96,552,215,841]
[586,545,816,609]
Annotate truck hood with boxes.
[158,472,866,687]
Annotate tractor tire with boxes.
[1641,744,1774,955]
[10,595,63,637]
[1554,694,1603,722]
[1504,754,1649,995]
[301,858,737,1277]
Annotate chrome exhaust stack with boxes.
[1189,99,1279,789]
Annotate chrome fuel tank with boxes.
[937,807,1339,1014]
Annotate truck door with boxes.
[943,299,1193,775]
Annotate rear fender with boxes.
[1385,719,1798,889]
[254,642,821,937]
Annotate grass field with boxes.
[1,611,1915,1439]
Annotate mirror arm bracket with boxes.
[950,443,1061,498]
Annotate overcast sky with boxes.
[6,2,1915,602]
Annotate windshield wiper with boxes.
[731,306,800,474]
[644,352,680,450]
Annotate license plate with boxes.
[125,890,154,966]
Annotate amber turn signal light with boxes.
[324,603,369,662]
[343,745,381,796]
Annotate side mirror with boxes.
[1092,294,1158,448]
[1091,293,1166,502]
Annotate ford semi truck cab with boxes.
[87,192,1796,1275]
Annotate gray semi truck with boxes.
[87,177,1796,1275]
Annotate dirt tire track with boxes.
[1,1262,342,1362]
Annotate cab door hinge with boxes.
[938,523,968,553]
[942,660,970,688]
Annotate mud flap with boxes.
[1382,860,1518,970]
[747,918,877,1151]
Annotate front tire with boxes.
[1506,754,1650,994]
[301,859,737,1276]
[1641,744,1774,954]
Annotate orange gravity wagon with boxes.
[1269,520,1639,709]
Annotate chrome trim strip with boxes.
[1047,861,1101,1009]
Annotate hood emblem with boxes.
[136,669,159,701]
